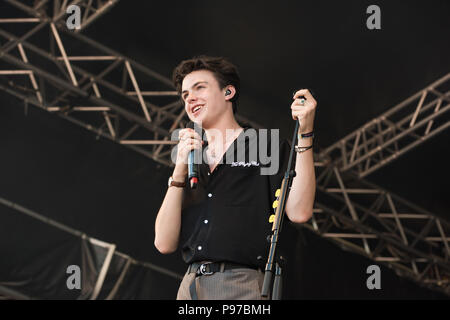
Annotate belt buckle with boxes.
[198,262,214,276]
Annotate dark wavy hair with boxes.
[172,55,240,114]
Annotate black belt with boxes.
[188,261,259,300]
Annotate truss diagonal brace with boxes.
[0,51,169,137]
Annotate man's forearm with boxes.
[285,137,316,223]
[154,177,184,254]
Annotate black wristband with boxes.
[298,131,314,139]
[294,145,313,153]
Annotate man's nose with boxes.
[186,92,198,104]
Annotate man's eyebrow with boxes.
[181,81,208,95]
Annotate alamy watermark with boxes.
[366,264,381,290]
[66,265,81,290]
[66,5,81,30]
[171,123,281,176]
[366,5,381,30]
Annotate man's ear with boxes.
[224,86,236,100]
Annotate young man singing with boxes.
[154,55,316,300]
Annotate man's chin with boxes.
[193,114,210,128]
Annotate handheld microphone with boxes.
[186,121,203,189]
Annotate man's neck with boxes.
[204,116,243,147]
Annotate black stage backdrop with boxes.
[0,0,449,299]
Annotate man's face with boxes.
[181,69,228,128]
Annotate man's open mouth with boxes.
[191,104,204,116]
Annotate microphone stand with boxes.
[261,119,299,300]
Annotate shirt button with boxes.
[204,219,209,224]
[197,246,202,251]
[208,193,212,198]
[207,172,210,176]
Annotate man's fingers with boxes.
[179,129,202,141]
[183,140,202,155]
[177,138,202,164]
[293,88,315,102]
[292,110,306,119]
[291,103,313,111]
[291,100,314,111]
[181,138,202,148]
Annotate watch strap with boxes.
[169,176,186,188]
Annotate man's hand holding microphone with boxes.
[172,122,204,188]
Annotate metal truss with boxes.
[0,196,182,300]
[1,0,449,297]
[299,161,450,295]
[57,0,120,31]
[2,0,120,31]
[0,0,261,167]
[320,73,450,178]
